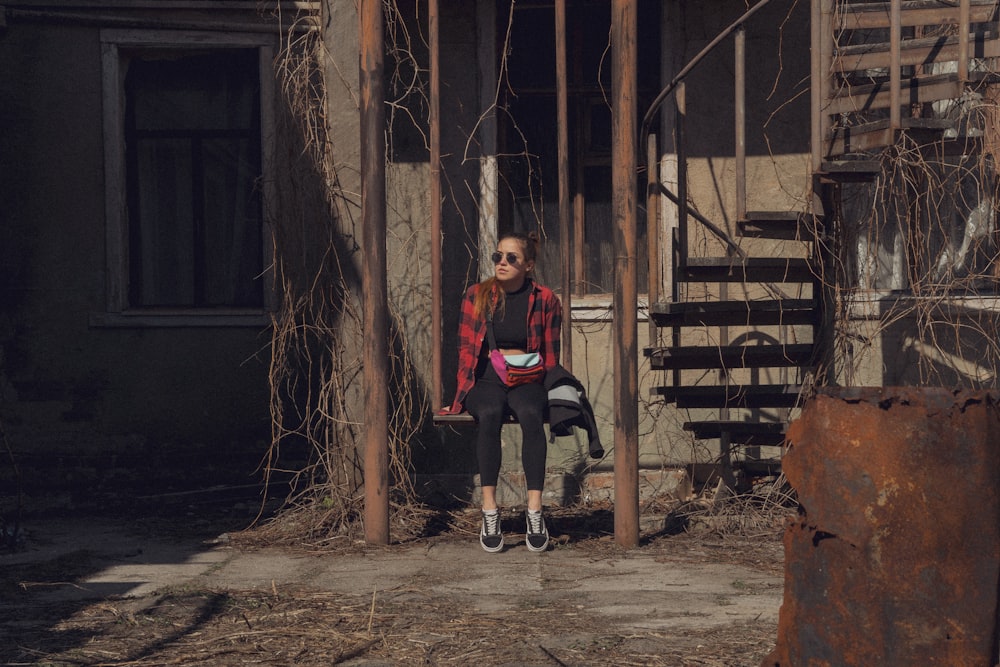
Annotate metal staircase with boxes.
[646,0,1000,485]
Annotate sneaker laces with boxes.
[483,510,501,535]
[526,510,545,534]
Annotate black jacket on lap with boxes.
[544,365,604,459]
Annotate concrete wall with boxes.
[0,9,276,498]
[0,1,819,504]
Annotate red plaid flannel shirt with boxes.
[448,278,562,413]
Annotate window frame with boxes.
[95,29,276,328]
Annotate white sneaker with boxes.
[480,509,504,553]
[525,509,549,552]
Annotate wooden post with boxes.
[735,26,746,223]
[556,0,572,370]
[890,0,901,129]
[959,0,970,83]
[612,0,639,549]
[360,0,389,545]
[812,0,834,173]
[429,0,442,409]
[646,132,659,344]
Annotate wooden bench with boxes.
[432,412,544,426]
[432,412,478,426]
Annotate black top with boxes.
[491,282,530,349]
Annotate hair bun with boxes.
[527,230,540,245]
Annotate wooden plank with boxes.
[649,299,817,327]
[682,257,814,283]
[433,413,477,426]
[820,159,882,174]
[432,412,534,426]
[833,30,1000,73]
[827,117,953,155]
[682,420,787,445]
[652,384,805,408]
[836,0,997,30]
[738,211,818,240]
[827,73,966,116]
[819,160,881,182]
[646,343,815,370]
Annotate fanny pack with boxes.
[487,312,545,387]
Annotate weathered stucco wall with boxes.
[1,0,821,503]
[0,15,274,493]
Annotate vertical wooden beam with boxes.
[478,0,498,279]
[611,0,639,549]
[735,26,746,223]
[360,0,389,545]
[890,0,901,129]
[574,112,586,295]
[812,0,834,173]
[646,133,659,343]
[658,1,680,313]
[555,0,572,371]
[572,10,586,296]
[671,86,685,391]
[810,0,821,173]
[675,81,687,288]
[959,0,970,83]
[429,0,442,410]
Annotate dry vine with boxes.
[829,2,1000,390]
[254,3,429,541]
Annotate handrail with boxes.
[639,0,775,158]
[657,183,746,261]
[640,0,774,305]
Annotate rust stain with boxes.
[765,388,1000,666]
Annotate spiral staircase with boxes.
[646,0,1000,486]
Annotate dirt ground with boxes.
[0,494,789,666]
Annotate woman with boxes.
[445,231,562,553]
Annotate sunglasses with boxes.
[491,251,521,265]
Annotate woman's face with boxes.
[493,238,533,289]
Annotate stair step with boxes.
[652,384,804,409]
[738,211,817,240]
[683,420,787,446]
[819,159,881,182]
[650,299,817,327]
[645,343,814,370]
[681,257,813,283]
[828,117,954,156]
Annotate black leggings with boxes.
[463,366,547,490]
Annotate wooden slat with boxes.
[833,30,1000,73]
[827,73,965,116]
[646,343,814,370]
[738,211,818,240]
[683,420,787,445]
[652,384,804,408]
[650,299,817,327]
[836,0,997,31]
[433,412,527,426]
[818,160,881,182]
[827,117,953,155]
[682,257,813,283]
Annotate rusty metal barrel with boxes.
[765,387,1000,667]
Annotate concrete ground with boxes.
[1,508,786,665]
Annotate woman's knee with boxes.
[468,403,505,429]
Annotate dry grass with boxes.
[1,577,776,666]
[0,483,791,666]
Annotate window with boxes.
[99,30,274,325]
[495,0,660,296]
